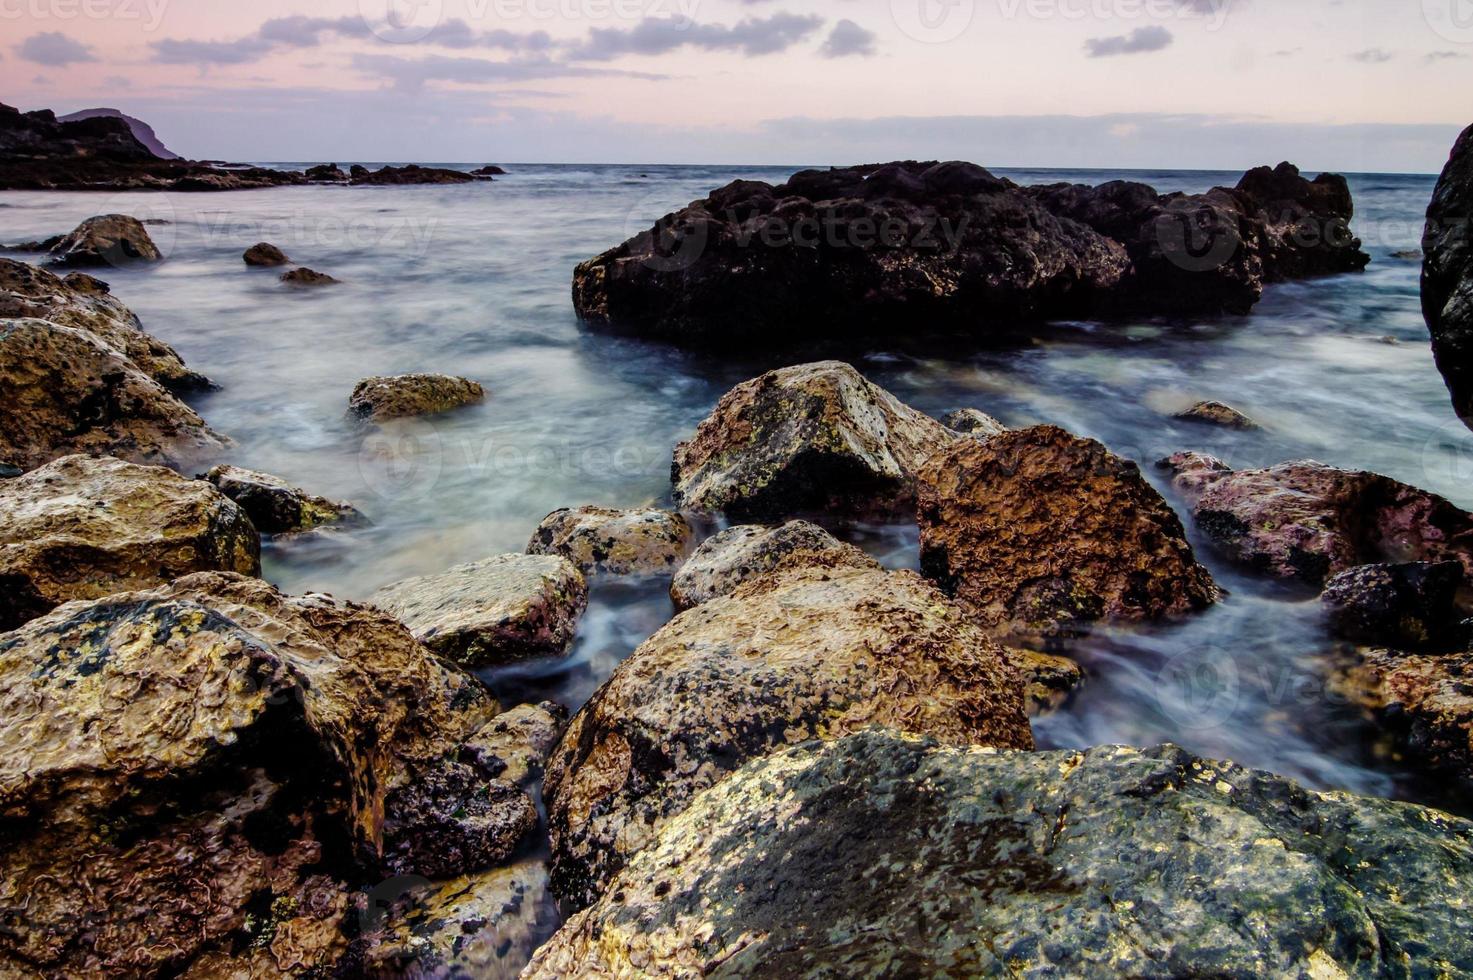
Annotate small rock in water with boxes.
[1174,399,1259,429]
[203,464,367,535]
[669,520,880,609]
[243,241,288,266]
[281,266,338,286]
[942,407,1008,436]
[1320,560,1463,649]
[349,373,486,421]
[1390,248,1423,260]
[48,213,161,267]
[526,505,692,576]
[470,164,506,176]
[370,554,588,668]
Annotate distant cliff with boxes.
[57,107,179,160]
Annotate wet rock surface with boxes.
[1161,453,1473,585]
[281,266,338,286]
[370,554,588,668]
[526,505,693,576]
[572,160,1366,344]
[1424,123,1473,427]
[527,731,1473,978]
[0,454,260,630]
[941,406,1007,436]
[0,317,228,471]
[1336,647,1473,790]
[0,572,552,976]
[203,464,367,535]
[668,519,881,609]
[349,373,486,421]
[48,214,162,267]
[672,360,957,521]
[918,426,1218,644]
[1321,561,1464,649]
[0,257,210,391]
[305,162,349,182]
[1008,647,1086,716]
[351,164,476,185]
[243,241,289,266]
[542,564,1031,910]
[1174,399,1259,429]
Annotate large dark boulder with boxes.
[527,730,1473,977]
[1423,123,1473,427]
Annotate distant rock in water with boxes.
[471,165,506,176]
[305,162,349,182]
[1423,123,1473,428]
[350,164,476,185]
[571,159,1369,345]
[280,266,337,286]
[348,373,485,421]
[56,107,179,159]
[1173,399,1259,429]
[49,214,161,267]
[242,242,288,266]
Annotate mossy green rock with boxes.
[527,730,1473,978]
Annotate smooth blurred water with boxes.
[2,164,1466,811]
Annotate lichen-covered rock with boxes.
[668,520,880,609]
[1174,399,1258,429]
[204,464,366,535]
[1160,453,1473,585]
[1335,647,1473,789]
[349,373,485,422]
[941,406,1007,436]
[1321,561,1463,649]
[0,571,535,976]
[526,731,1473,979]
[543,564,1032,910]
[281,266,337,286]
[918,426,1218,644]
[1009,647,1086,716]
[526,505,692,576]
[0,455,259,631]
[243,241,288,266]
[0,258,210,391]
[672,361,957,521]
[0,318,228,471]
[370,554,588,668]
[1424,124,1473,427]
[48,213,161,266]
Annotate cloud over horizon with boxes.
[17,32,99,66]
[1085,26,1174,58]
[821,20,877,59]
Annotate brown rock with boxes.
[48,214,161,267]
[542,564,1032,910]
[0,454,260,631]
[1174,399,1259,429]
[243,242,289,266]
[370,554,588,668]
[668,519,880,609]
[672,360,958,521]
[0,317,228,472]
[348,373,485,422]
[942,406,1008,436]
[1335,647,1473,788]
[203,464,366,535]
[280,266,337,286]
[526,505,693,576]
[918,426,1218,644]
[1009,647,1086,716]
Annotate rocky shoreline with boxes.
[2,135,1473,976]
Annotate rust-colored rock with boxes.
[1335,647,1473,789]
[668,519,881,609]
[918,426,1218,644]
[349,373,485,422]
[543,564,1032,910]
[672,360,957,521]
[0,454,259,631]
[526,505,693,576]
[0,317,228,472]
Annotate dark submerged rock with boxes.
[1321,561,1464,649]
[471,165,507,176]
[527,731,1473,977]
[350,164,476,185]
[305,162,349,182]
[1423,123,1473,427]
[280,266,338,286]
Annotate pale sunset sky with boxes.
[2,0,1470,170]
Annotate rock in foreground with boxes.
[669,519,880,609]
[370,554,587,668]
[1423,123,1473,428]
[349,373,485,421]
[526,505,692,576]
[48,214,161,267]
[1161,452,1473,585]
[1336,647,1473,789]
[543,565,1031,910]
[672,361,957,520]
[204,464,366,535]
[918,426,1218,643]
[0,454,259,630]
[527,731,1473,978]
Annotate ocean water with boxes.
[2,163,1465,814]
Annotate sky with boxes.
[2,0,1471,171]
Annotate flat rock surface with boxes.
[0,454,259,631]
[543,564,1031,910]
[370,554,588,668]
[527,731,1473,978]
[669,519,881,609]
[526,505,692,576]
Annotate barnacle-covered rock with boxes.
[370,554,588,668]
[204,464,366,535]
[672,361,957,521]
[0,318,228,472]
[526,505,692,576]
[543,565,1031,910]
[668,519,880,609]
[918,426,1218,644]
[527,731,1473,978]
[0,454,259,631]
